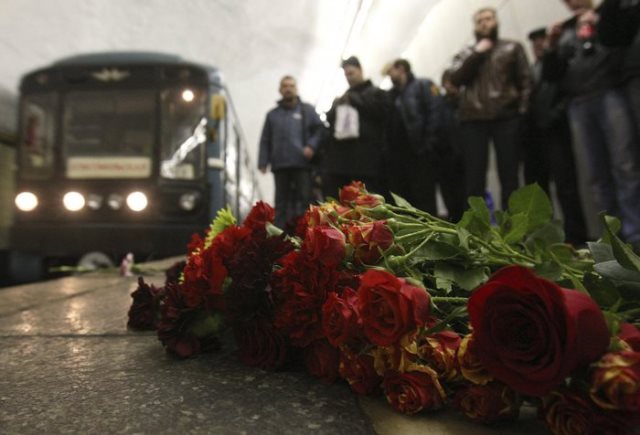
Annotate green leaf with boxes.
[601,214,640,272]
[434,263,489,292]
[422,305,468,335]
[204,206,236,249]
[583,273,621,309]
[589,241,615,264]
[601,215,622,244]
[413,240,463,261]
[459,196,492,239]
[502,212,529,245]
[526,220,566,249]
[534,261,563,281]
[457,227,472,250]
[507,184,553,232]
[594,260,640,283]
[391,192,416,210]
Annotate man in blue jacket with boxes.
[258,76,324,229]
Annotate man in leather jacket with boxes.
[323,56,389,199]
[449,7,531,209]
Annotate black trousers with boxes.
[273,168,312,229]
[386,148,437,215]
[458,118,521,210]
[523,120,588,244]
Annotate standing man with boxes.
[258,75,324,229]
[449,7,531,209]
[544,0,640,250]
[323,56,389,199]
[385,59,440,215]
[522,28,588,245]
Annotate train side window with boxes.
[20,93,56,180]
[160,88,207,180]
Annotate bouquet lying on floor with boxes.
[128,182,640,434]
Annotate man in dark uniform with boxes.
[323,56,389,199]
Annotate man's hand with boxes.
[546,22,564,49]
[474,38,494,53]
[303,146,315,160]
[259,166,267,174]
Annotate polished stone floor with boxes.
[0,258,546,434]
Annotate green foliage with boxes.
[204,206,237,250]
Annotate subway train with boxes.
[0,86,17,284]
[8,52,261,282]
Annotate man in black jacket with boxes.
[523,28,588,245]
[545,0,640,248]
[385,59,440,215]
[323,56,389,199]
[449,7,531,210]
[258,76,324,228]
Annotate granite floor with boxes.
[0,258,547,435]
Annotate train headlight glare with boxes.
[181,89,195,102]
[63,191,85,212]
[126,191,148,212]
[179,192,200,211]
[15,192,38,212]
[87,194,103,210]
[107,194,124,210]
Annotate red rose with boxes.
[383,368,445,414]
[304,226,346,267]
[453,382,521,424]
[539,388,635,435]
[339,181,384,208]
[233,317,288,370]
[457,335,493,386]
[339,347,382,395]
[358,270,430,347]
[619,323,640,352]
[416,330,461,381]
[243,201,275,231]
[345,221,394,265]
[322,288,362,347]
[468,265,610,397]
[590,351,640,412]
[304,340,340,384]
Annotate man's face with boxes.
[531,37,546,60]
[474,10,498,38]
[443,79,458,97]
[279,78,297,100]
[563,0,591,11]
[388,66,405,87]
[343,65,363,87]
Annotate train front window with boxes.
[160,88,206,180]
[63,90,154,179]
[20,93,57,180]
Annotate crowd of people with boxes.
[257,0,640,251]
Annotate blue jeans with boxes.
[568,89,640,243]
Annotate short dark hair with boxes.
[392,59,412,74]
[473,7,496,21]
[341,56,361,69]
[528,27,547,41]
[280,75,295,85]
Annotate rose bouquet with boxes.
[128,181,640,434]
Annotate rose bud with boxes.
[590,351,640,413]
[383,367,446,414]
[453,382,521,424]
[457,334,494,385]
[346,221,394,265]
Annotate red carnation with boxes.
[233,317,288,371]
[468,265,610,397]
[358,270,430,347]
[127,277,165,330]
[243,201,275,231]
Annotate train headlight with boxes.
[63,191,85,212]
[181,89,195,102]
[126,191,148,212]
[15,192,38,212]
[107,194,124,210]
[179,192,200,211]
[87,194,103,210]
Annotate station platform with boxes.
[0,257,547,434]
